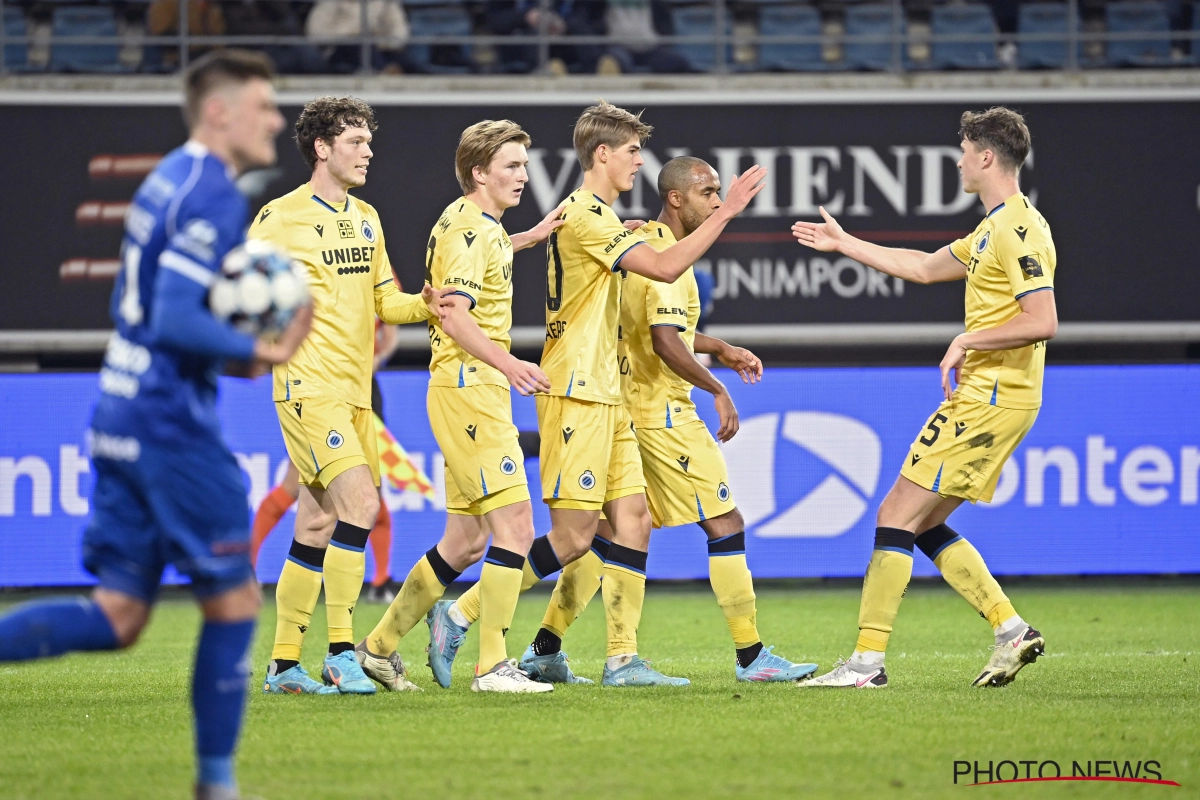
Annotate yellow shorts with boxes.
[900,395,1039,503]
[536,395,645,510]
[276,397,379,489]
[428,384,529,516]
[637,420,736,528]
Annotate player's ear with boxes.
[595,144,608,165]
[314,137,329,163]
[472,164,488,188]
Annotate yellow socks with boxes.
[707,532,761,649]
[916,524,1019,630]
[455,534,561,626]
[602,543,648,657]
[324,521,370,647]
[476,547,526,670]
[540,536,608,639]
[270,540,325,662]
[367,546,461,655]
[855,528,915,654]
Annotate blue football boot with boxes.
[321,650,377,694]
[518,645,595,684]
[735,645,819,682]
[425,599,467,688]
[601,656,690,687]
[262,663,339,695]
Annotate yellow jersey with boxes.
[620,221,701,429]
[250,183,432,408]
[949,192,1056,410]
[425,197,514,389]
[541,188,646,405]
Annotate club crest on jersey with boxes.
[500,456,517,475]
[717,483,731,502]
[361,220,376,243]
[578,470,596,490]
[977,231,990,253]
[327,430,344,449]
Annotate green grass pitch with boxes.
[1,580,1197,799]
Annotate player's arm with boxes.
[650,327,742,442]
[438,295,550,396]
[938,289,1057,400]
[371,232,440,323]
[792,207,967,284]
[693,333,763,385]
[620,166,768,284]
[509,203,567,251]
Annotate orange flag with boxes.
[374,413,435,499]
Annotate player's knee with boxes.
[704,507,745,538]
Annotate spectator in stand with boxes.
[222,1,328,74]
[484,0,607,73]
[147,0,226,71]
[599,0,689,73]
[305,0,410,73]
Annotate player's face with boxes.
[479,141,529,211]
[679,166,722,236]
[323,126,374,189]
[224,78,285,172]
[957,137,984,194]
[602,137,644,193]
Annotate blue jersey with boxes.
[91,141,256,444]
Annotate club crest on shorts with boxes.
[578,470,596,490]
[361,219,376,243]
[500,456,517,475]
[326,430,344,449]
[717,482,731,502]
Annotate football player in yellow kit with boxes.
[250,97,442,695]
[518,156,820,684]
[356,119,569,694]
[432,102,768,687]
[793,107,1056,689]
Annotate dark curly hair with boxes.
[294,96,378,170]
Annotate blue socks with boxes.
[193,619,255,790]
[0,597,119,661]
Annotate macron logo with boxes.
[722,411,881,538]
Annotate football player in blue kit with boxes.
[0,51,311,800]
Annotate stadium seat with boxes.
[755,3,824,71]
[404,3,474,73]
[669,2,733,72]
[843,3,904,70]
[1017,3,1080,68]
[4,6,28,72]
[49,6,123,73]
[930,3,999,69]
[1105,0,1172,65]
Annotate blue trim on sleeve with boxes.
[611,240,646,272]
[447,290,477,310]
[374,278,394,288]
[650,323,686,331]
[1014,286,1054,300]
[948,246,968,267]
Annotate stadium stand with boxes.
[1105,0,1172,65]
[49,6,125,73]
[843,3,905,71]
[3,6,27,72]
[929,3,999,68]
[755,1,824,71]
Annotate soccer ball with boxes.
[209,239,309,337]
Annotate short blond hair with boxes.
[573,100,653,171]
[455,120,532,195]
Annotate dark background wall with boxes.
[4,100,1198,331]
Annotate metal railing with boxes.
[1,0,1198,77]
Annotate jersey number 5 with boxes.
[919,413,948,447]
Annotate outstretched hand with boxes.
[528,203,567,242]
[791,206,846,253]
[721,165,769,217]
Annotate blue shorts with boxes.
[82,430,254,603]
